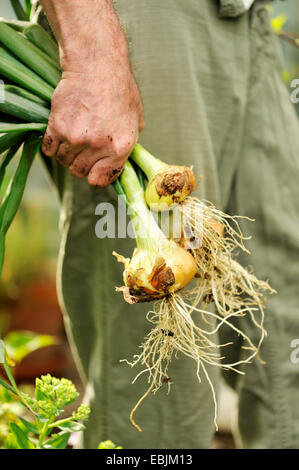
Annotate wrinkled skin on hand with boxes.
[42,60,144,187]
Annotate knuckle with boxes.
[42,132,55,155]
[50,118,65,138]
[112,138,132,159]
[67,132,84,148]
[88,135,104,150]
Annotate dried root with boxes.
[118,197,275,432]
[123,290,268,432]
[178,196,275,318]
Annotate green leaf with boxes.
[0,376,17,395]
[0,133,41,277]
[5,331,57,363]
[0,19,31,33]
[98,440,123,449]
[0,142,23,189]
[0,88,50,123]
[0,123,47,134]
[5,431,19,449]
[57,421,85,433]
[0,21,61,88]
[4,85,50,107]
[10,422,35,449]
[24,0,32,19]
[10,0,28,21]
[0,47,54,102]
[45,432,71,449]
[24,24,59,64]
[18,417,39,435]
[0,132,25,156]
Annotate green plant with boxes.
[0,368,90,449]
[0,385,27,449]
[0,328,89,449]
[4,330,56,363]
[98,440,122,449]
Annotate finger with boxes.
[88,157,124,188]
[69,147,104,178]
[42,129,61,157]
[56,141,85,167]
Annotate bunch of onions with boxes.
[130,143,274,335]
[112,161,269,431]
[112,161,197,302]
[0,8,274,432]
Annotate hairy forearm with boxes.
[39,0,129,70]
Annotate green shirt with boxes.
[219,0,255,17]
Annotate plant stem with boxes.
[0,21,61,87]
[24,24,60,64]
[37,421,49,448]
[48,417,72,429]
[10,0,28,21]
[119,161,164,250]
[112,179,129,209]
[119,160,145,206]
[0,132,26,155]
[131,144,166,181]
[0,123,47,134]
[0,47,54,101]
[0,89,50,123]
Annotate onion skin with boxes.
[113,241,197,303]
[145,166,195,211]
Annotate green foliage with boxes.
[0,134,41,277]
[1,335,90,449]
[0,373,90,449]
[24,0,32,19]
[0,385,29,448]
[4,331,56,363]
[35,374,79,419]
[98,440,123,449]
[9,0,28,22]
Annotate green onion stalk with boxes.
[113,161,197,303]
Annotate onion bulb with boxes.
[113,161,197,303]
[131,144,195,211]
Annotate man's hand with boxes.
[40,0,144,187]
